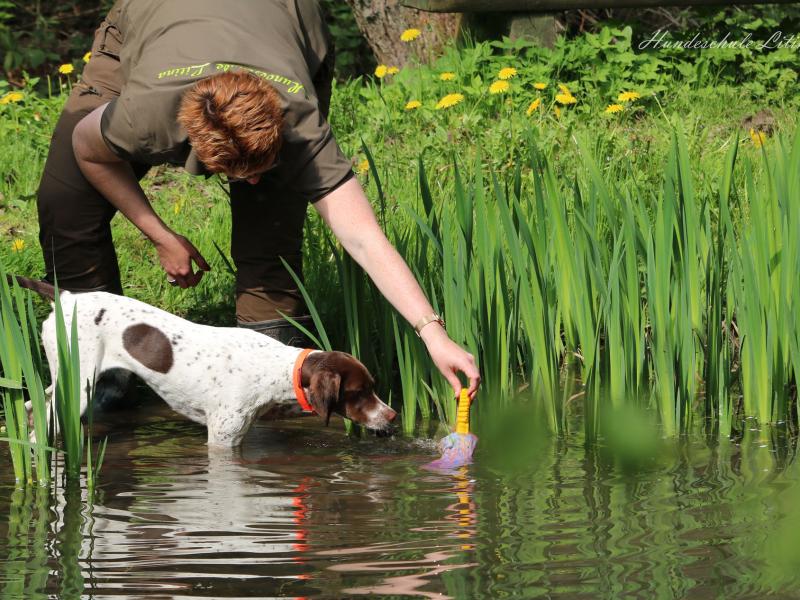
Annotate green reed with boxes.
[0,267,107,486]
[301,124,798,439]
[52,283,84,478]
[732,133,800,432]
[0,267,51,484]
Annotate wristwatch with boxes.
[414,313,445,337]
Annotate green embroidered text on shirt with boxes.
[156,62,304,94]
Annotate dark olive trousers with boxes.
[36,5,326,345]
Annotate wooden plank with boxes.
[403,0,797,12]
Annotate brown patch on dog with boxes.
[122,323,173,373]
[94,308,106,325]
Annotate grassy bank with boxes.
[1,31,798,444]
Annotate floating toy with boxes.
[425,388,477,470]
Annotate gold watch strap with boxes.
[414,313,445,337]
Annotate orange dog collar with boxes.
[293,349,316,413]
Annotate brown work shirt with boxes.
[100,0,352,203]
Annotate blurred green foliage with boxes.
[0,1,113,80]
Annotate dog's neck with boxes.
[250,345,321,415]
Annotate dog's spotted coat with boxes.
[14,278,396,447]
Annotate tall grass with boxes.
[2,123,797,444]
[0,267,51,484]
[0,269,107,487]
[302,125,798,439]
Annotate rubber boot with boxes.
[238,315,318,349]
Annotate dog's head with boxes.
[301,351,396,431]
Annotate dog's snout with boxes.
[386,407,397,422]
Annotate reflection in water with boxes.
[319,467,478,598]
[1,401,800,599]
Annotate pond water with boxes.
[2,398,800,599]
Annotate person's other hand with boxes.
[153,230,211,288]
[419,323,481,400]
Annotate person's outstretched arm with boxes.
[72,103,210,288]
[314,176,481,398]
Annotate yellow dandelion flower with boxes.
[558,83,571,94]
[387,66,400,75]
[11,239,25,252]
[439,72,456,81]
[555,93,577,105]
[605,103,624,114]
[400,28,422,42]
[749,128,767,148]
[617,91,641,102]
[58,63,74,75]
[357,159,370,175]
[489,80,510,94]
[526,98,542,116]
[554,106,561,119]
[83,51,92,63]
[435,93,465,110]
[405,100,422,110]
[0,91,24,105]
[374,64,388,78]
[533,82,547,90]
[498,67,518,80]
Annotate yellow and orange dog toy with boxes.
[426,389,478,470]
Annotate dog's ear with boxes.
[308,370,341,426]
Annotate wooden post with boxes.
[403,0,796,10]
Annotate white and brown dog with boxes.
[12,276,397,447]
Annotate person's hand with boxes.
[419,323,481,400]
[152,230,211,288]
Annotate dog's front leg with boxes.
[206,412,251,448]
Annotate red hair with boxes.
[178,70,284,179]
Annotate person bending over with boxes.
[37,0,480,397]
